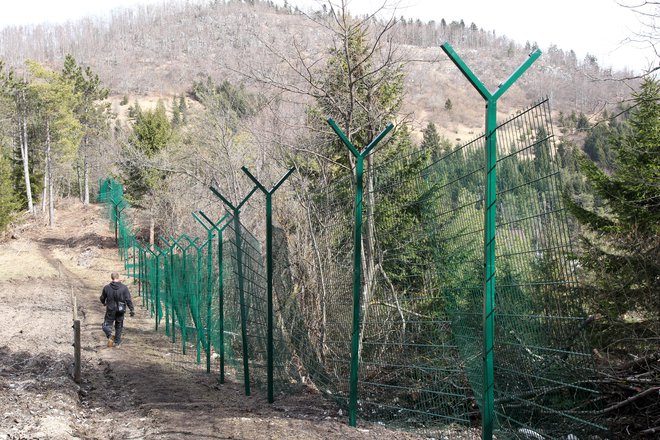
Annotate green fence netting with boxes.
[97,97,605,440]
[422,99,603,438]
[97,178,298,397]
[275,99,604,439]
[223,216,298,395]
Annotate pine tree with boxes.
[567,78,660,341]
[420,121,450,160]
[27,61,84,227]
[171,95,181,126]
[122,101,173,204]
[178,94,187,124]
[61,54,110,204]
[0,152,20,231]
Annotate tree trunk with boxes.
[41,167,47,215]
[76,160,83,202]
[83,156,89,205]
[19,90,34,214]
[358,154,377,362]
[46,120,55,228]
[149,216,155,248]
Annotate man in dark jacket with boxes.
[100,272,135,347]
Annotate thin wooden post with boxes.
[72,291,81,383]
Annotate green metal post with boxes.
[233,214,249,394]
[116,204,126,251]
[139,247,145,305]
[242,166,295,404]
[162,236,180,341]
[210,186,258,396]
[196,244,202,364]
[327,119,393,428]
[176,235,198,356]
[132,240,136,290]
[193,212,214,373]
[483,98,497,436]
[156,245,167,331]
[205,230,213,373]
[154,252,159,322]
[199,211,232,384]
[217,226,225,382]
[144,247,153,312]
[114,202,118,243]
[440,42,541,440]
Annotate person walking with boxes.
[100,272,135,347]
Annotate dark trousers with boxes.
[102,310,125,344]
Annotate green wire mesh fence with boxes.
[273,99,604,439]
[424,99,603,438]
[97,178,299,398]
[96,97,605,440]
[223,217,299,395]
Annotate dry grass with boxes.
[0,239,59,280]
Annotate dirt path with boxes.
[0,200,425,440]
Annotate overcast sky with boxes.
[0,0,656,73]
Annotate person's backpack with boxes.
[115,289,126,314]
[116,300,126,313]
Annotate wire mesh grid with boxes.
[97,97,605,439]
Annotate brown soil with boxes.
[0,200,433,440]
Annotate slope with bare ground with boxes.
[0,199,448,440]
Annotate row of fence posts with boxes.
[101,165,294,405]
[95,42,541,440]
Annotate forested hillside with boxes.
[0,0,635,138]
[0,0,657,438]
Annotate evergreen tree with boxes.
[61,54,110,204]
[0,151,20,231]
[421,121,441,150]
[583,123,614,166]
[171,95,181,126]
[27,61,84,226]
[131,101,173,156]
[122,101,173,205]
[420,121,451,160]
[178,94,187,124]
[576,112,590,130]
[567,78,660,341]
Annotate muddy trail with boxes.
[0,200,427,440]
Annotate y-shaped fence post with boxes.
[198,211,232,383]
[441,42,541,440]
[161,236,181,341]
[174,234,199,355]
[193,212,220,374]
[145,245,164,326]
[209,185,259,396]
[242,166,295,404]
[327,119,393,427]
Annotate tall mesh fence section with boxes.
[488,99,603,438]
[275,174,359,410]
[96,98,605,439]
[98,180,224,375]
[366,145,478,434]
[277,99,604,438]
[224,217,299,394]
[424,99,604,438]
[275,158,478,435]
[423,132,487,433]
